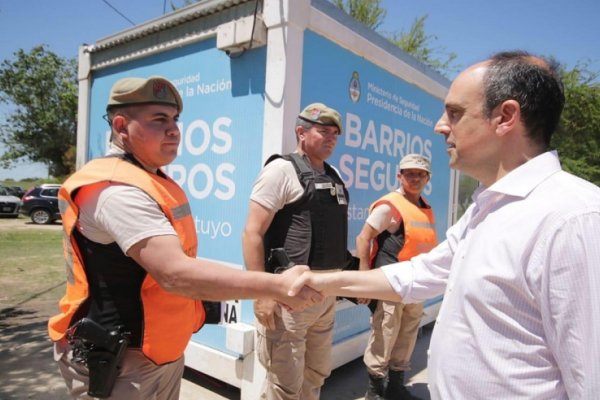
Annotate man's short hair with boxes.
[483,51,565,148]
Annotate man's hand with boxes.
[277,265,323,312]
[287,269,324,297]
[253,299,280,330]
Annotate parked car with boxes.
[0,186,21,218]
[6,185,26,198]
[19,184,62,224]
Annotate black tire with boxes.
[30,208,52,225]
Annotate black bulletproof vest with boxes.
[71,228,147,348]
[263,153,349,272]
[373,225,405,268]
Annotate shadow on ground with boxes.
[0,305,70,400]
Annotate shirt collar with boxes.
[473,151,562,202]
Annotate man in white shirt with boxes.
[289,51,600,399]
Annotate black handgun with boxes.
[268,247,295,274]
[66,318,129,398]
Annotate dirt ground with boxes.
[0,218,237,400]
[0,218,71,399]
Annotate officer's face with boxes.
[117,104,181,169]
[398,168,430,196]
[299,124,339,162]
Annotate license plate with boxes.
[2,206,11,212]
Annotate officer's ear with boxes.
[296,125,306,141]
[112,115,129,138]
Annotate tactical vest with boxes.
[48,155,204,365]
[264,153,349,271]
[369,191,437,268]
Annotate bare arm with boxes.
[355,222,379,271]
[242,200,276,272]
[241,200,287,329]
[289,268,401,302]
[128,235,319,310]
[355,222,379,304]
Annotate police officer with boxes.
[49,76,319,399]
[242,103,348,400]
[357,154,437,400]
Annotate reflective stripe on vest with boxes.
[48,156,204,365]
[369,191,437,263]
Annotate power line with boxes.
[100,0,136,26]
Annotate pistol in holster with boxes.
[66,318,129,398]
[267,247,295,273]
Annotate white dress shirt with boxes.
[382,151,600,399]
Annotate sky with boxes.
[1,0,599,180]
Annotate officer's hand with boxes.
[254,299,279,330]
[287,269,327,297]
[278,265,324,312]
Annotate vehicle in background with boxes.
[19,184,61,224]
[0,186,21,218]
[6,185,26,198]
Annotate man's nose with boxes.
[434,114,449,136]
[166,124,180,136]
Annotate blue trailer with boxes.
[76,1,466,398]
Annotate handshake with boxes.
[259,248,396,330]
[266,248,333,313]
[272,262,397,315]
[274,265,326,312]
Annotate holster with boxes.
[66,318,129,398]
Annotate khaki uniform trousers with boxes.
[256,295,337,400]
[54,338,184,399]
[363,300,424,377]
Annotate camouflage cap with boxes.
[298,102,342,133]
[106,76,183,113]
[399,154,431,173]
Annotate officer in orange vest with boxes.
[49,76,320,399]
[356,154,437,400]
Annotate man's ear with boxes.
[112,115,128,137]
[296,126,305,140]
[496,99,520,137]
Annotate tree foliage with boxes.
[387,15,458,75]
[552,63,600,186]
[0,46,77,178]
[331,0,456,76]
[332,0,387,30]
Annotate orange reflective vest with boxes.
[369,191,437,264]
[48,156,204,365]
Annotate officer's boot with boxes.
[365,373,385,400]
[385,370,420,400]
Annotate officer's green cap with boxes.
[106,76,183,113]
[298,103,342,133]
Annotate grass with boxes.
[0,221,65,309]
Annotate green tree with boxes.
[0,46,77,178]
[332,0,387,30]
[388,15,457,75]
[331,1,456,75]
[552,62,600,186]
